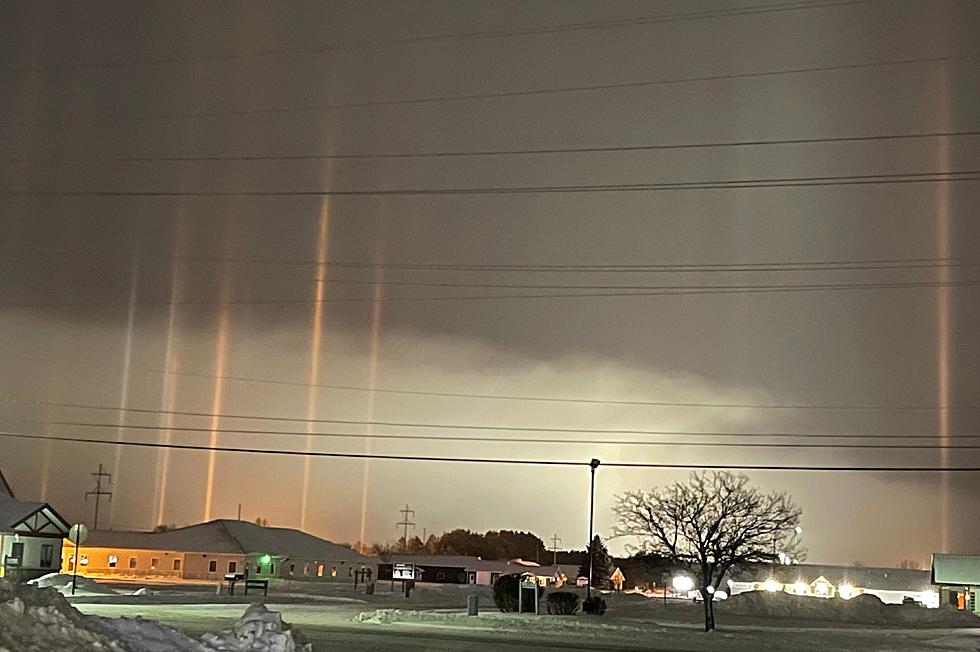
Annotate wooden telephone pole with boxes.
[550,533,562,565]
[396,504,416,552]
[85,463,113,531]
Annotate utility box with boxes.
[467,594,479,616]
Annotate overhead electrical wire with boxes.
[4,370,979,412]
[4,52,976,129]
[2,429,979,472]
[20,419,980,449]
[3,169,978,198]
[5,130,979,164]
[0,0,870,74]
[3,278,980,310]
[1,243,972,274]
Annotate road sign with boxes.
[68,523,88,546]
[393,563,415,580]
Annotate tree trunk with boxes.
[707,590,716,630]
[700,589,714,631]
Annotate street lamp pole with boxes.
[587,458,600,600]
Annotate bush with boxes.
[493,574,544,613]
[546,591,580,615]
[582,595,607,615]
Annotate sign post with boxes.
[67,523,88,597]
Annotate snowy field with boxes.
[7,576,980,651]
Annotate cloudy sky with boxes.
[1,0,979,566]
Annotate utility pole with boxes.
[396,504,416,552]
[85,463,113,531]
[550,534,562,565]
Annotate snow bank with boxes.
[97,616,211,652]
[354,607,661,636]
[3,578,312,652]
[200,602,312,652]
[28,572,120,595]
[721,591,980,627]
[0,577,132,652]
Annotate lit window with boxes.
[289,564,295,576]
[317,564,324,577]
[80,555,89,567]
[150,558,159,570]
[303,564,310,575]
[330,566,337,577]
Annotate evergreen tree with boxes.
[578,535,613,588]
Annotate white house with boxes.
[0,469,71,581]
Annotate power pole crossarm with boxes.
[85,463,113,531]
[550,533,562,565]
[395,504,416,552]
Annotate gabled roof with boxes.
[0,470,14,499]
[69,519,373,563]
[383,554,569,577]
[932,554,980,586]
[734,563,931,591]
[0,498,70,536]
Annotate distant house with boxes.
[0,469,71,581]
[932,554,980,613]
[378,554,569,587]
[728,563,935,605]
[62,519,376,582]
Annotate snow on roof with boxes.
[736,563,931,592]
[932,554,980,586]
[0,498,56,532]
[383,554,569,577]
[71,520,374,563]
[0,469,14,499]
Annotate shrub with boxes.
[493,574,544,613]
[546,591,580,615]
[582,595,607,615]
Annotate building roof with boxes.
[0,470,14,499]
[932,554,980,586]
[735,563,931,592]
[67,520,373,563]
[383,554,570,578]
[0,498,70,536]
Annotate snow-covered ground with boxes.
[10,574,980,651]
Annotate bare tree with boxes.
[613,471,803,631]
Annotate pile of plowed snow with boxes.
[721,591,980,627]
[0,577,131,651]
[28,572,120,595]
[200,603,311,652]
[2,578,312,651]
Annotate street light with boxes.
[587,458,600,600]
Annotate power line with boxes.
[2,429,979,472]
[4,278,980,310]
[3,129,978,163]
[5,52,975,129]
[3,170,978,198]
[0,1,868,75]
[9,396,980,432]
[5,363,979,411]
[25,419,980,450]
[1,243,972,274]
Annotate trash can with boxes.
[467,594,479,616]
[365,581,375,595]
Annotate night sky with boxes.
[1,0,979,566]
